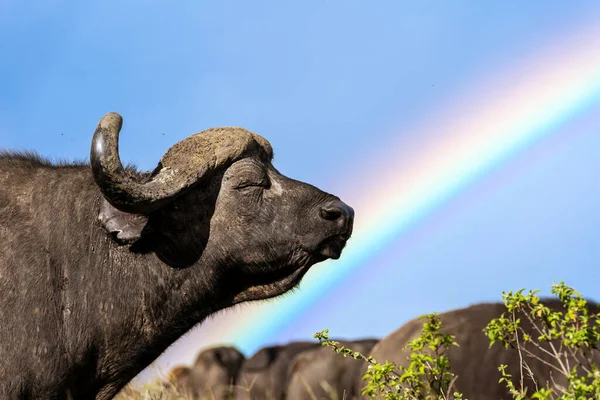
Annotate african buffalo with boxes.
[235,341,320,399]
[356,299,600,400]
[183,345,245,399]
[0,112,354,399]
[286,338,378,400]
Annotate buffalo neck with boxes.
[19,164,227,397]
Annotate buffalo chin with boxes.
[232,262,312,304]
[231,239,348,305]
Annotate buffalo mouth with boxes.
[231,237,350,304]
[316,234,350,260]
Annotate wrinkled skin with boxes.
[0,118,354,399]
[356,299,600,400]
[286,339,378,400]
[184,346,245,399]
[235,342,320,400]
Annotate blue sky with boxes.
[3,0,600,381]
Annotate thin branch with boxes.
[513,310,526,393]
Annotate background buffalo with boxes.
[235,342,320,400]
[182,346,245,399]
[286,338,378,400]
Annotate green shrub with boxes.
[315,313,465,400]
[484,281,600,400]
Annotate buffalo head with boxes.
[91,112,354,304]
[186,346,245,399]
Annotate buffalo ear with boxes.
[98,198,149,244]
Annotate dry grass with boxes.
[114,379,191,400]
[114,379,347,400]
[113,364,345,400]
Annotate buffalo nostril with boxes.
[320,207,343,221]
[319,200,354,222]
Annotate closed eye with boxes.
[234,177,270,190]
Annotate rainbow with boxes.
[140,18,600,381]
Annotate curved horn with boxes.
[90,112,273,215]
[90,112,177,214]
